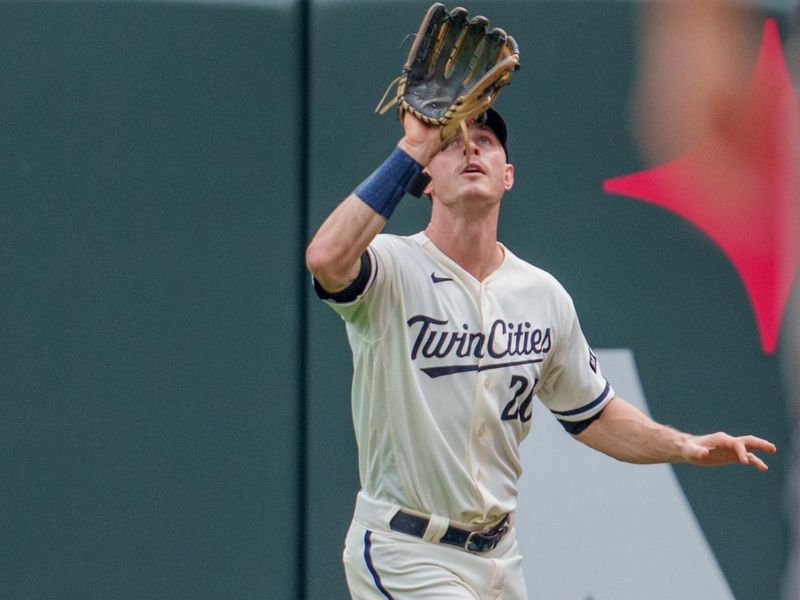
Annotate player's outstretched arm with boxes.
[305,114,442,294]
[574,397,776,471]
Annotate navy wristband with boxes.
[354,147,423,219]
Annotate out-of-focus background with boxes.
[0,1,797,598]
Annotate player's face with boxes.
[424,124,515,207]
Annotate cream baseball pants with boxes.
[343,492,528,599]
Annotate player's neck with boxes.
[425,212,503,281]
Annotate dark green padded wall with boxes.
[307,2,790,599]
[0,2,301,598]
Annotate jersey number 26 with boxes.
[501,375,537,423]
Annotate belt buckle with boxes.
[465,530,500,553]
[464,517,509,553]
[465,530,489,553]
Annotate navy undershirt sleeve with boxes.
[559,407,606,435]
[313,251,372,303]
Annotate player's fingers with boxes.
[733,439,750,465]
[746,451,770,472]
[741,435,777,454]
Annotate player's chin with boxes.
[457,174,492,189]
[461,191,503,210]
[459,179,503,200]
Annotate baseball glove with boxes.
[377,3,520,157]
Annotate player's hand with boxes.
[681,432,777,471]
[397,112,445,167]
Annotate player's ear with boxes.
[423,169,434,196]
[503,163,515,191]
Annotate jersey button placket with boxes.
[471,283,496,487]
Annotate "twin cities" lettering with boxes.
[407,315,552,361]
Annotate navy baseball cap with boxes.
[476,108,509,161]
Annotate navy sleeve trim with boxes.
[559,408,606,435]
[550,380,611,418]
[313,251,372,303]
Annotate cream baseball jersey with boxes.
[319,232,614,525]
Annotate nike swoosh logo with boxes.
[430,272,454,284]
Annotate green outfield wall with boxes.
[0,1,793,599]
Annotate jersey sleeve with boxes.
[536,294,614,433]
[311,234,400,338]
[312,251,375,304]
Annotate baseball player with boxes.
[306,108,776,599]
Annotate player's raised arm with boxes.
[304,194,386,294]
[574,396,777,471]
[305,114,442,294]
